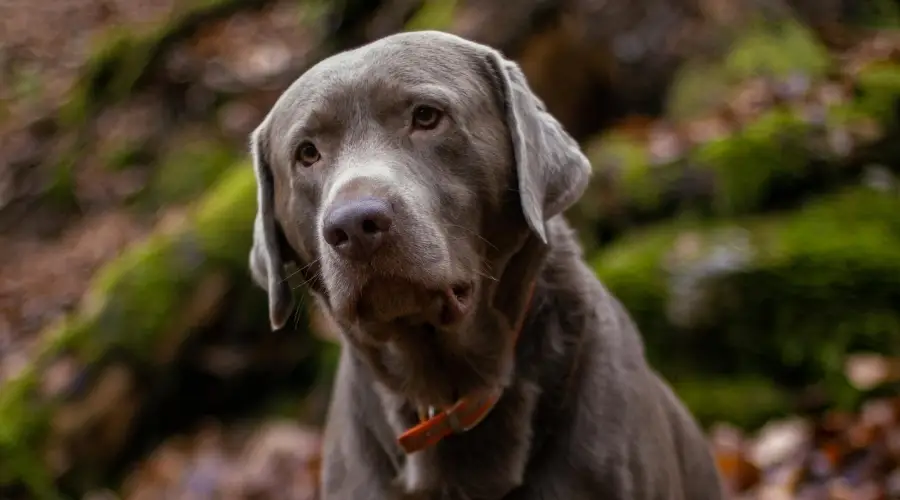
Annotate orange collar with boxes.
[397,281,538,454]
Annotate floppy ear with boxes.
[249,128,294,331]
[486,52,592,244]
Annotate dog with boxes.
[247,30,725,500]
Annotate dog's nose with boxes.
[323,197,394,260]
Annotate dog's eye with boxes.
[295,142,321,167]
[411,105,442,131]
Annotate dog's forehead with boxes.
[264,32,489,139]
[310,31,486,90]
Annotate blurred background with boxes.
[1,0,899,498]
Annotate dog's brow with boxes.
[284,110,341,150]
[401,84,459,108]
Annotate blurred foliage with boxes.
[0,165,259,494]
[672,376,792,430]
[595,186,900,418]
[668,20,831,120]
[406,0,458,31]
[142,136,239,208]
[855,0,900,29]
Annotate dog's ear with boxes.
[486,52,591,244]
[249,127,294,331]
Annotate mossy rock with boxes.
[0,164,273,497]
[851,0,900,29]
[667,19,831,121]
[850,61,900,129]
[575,23,900,248]
[577,55,900,250]
[592,185,900,425]
[139,135,240,209]
[693,108,816,215]
[671,376,792,430]
[60,0,270,127]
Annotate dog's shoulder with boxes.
[537,217,724,499]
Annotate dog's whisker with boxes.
[291,301,304,330]
[472,267,498,282]
[280,258,320,284]
[280,265,306,283]
[445,223,498,251]
[293,270,323,291]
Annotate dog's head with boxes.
[249,31,590,406]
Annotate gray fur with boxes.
[248,30,725,500]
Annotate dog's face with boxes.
[257,34,511,330]
[249,31,590,404]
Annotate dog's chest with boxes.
[393,453,524,500]
[378,385,540,499]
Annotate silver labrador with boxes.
[248,30,725,500]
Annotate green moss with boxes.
[576,131,684,252]
[103,143,149,172]
[694,108,812,215]
[60,0,250,128]
[44,157,79,211]
[588,133,656,211]
[406,0,457,31]
[853,0,900,28]
[194,163,258,266]
[72,234,189,362]
[593,186,900,424]
[143,138,238,207]
[11,65,43,105]
[59,32,129,128]
[0,371,58,499]
[297,0,331,23]
[724,20,830,82]
[90,28,149,103]
[672,376,792,430]
[581,107,821,240]
[854,62,900,128]
[666,60,732,121]
[667,20,831,120]
[584,57,900,242]
[58,91,90,131]
[574,132,648,250]
[68,164,254,362]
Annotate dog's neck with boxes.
[395,279,538,455]
[347,219,592,498]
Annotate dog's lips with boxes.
[440,282,473,325]
[342,277,474,328]
[406,283,474,327]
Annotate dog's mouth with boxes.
[347,278,475,330]
[440,282,474,324]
